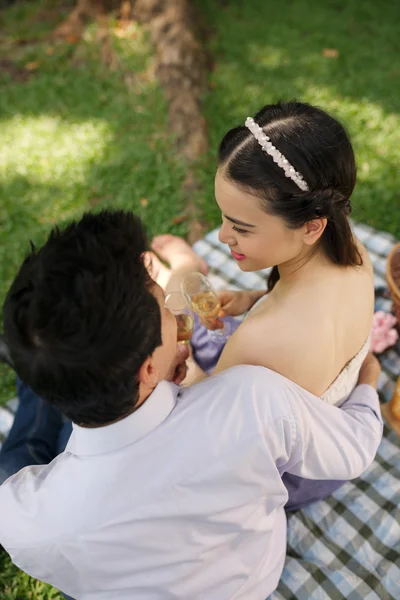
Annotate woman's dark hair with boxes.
[3,210,162,426]
[218,101,362,290]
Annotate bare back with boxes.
[214,240,374,399]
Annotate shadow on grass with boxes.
[0,2,189,410]
[201,0,400,116]
[0,0,399,244]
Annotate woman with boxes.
[150,101,375,508]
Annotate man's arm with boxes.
[280,354,383,481]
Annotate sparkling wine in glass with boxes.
[164,291,194,344]
[181,272,231,344]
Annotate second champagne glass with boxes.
[164,291,194,344]
[181,272,231,344]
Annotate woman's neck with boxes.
[277,247,332,289]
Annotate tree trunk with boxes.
[132,0,209,241]
[133,0,208,161]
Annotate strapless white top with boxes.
[246,294,370,407]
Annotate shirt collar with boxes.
[65,380,179,456]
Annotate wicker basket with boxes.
[387,242,400,325]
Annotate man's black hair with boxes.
[3,210,162,426]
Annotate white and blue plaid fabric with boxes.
[0,222,399,599]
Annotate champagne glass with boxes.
[164,291,194,345]
[181,272,231,344]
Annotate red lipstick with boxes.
[230,249,246,261]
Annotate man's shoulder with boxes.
[182,365,298,418]
[213,364,297,394]
[175,366,301,462]
[213,364,286,383]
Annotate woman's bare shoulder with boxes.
[213,306,318,382]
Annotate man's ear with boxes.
[303,218,327,246]
[137,356,159,388]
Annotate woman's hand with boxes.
[201,290,266,330]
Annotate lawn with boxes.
[0,0,399,597]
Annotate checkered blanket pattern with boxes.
[0,222,399,599]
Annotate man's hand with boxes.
[358,353,381,389]
[165,344,190,385]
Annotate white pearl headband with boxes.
[244,117,309,192]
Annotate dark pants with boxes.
[0,379,72,486]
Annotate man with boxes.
[0,210,382,600]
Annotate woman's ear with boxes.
[303,218,327,246]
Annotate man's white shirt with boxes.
[0,366,382,599]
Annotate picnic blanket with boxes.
[0,222,399,599]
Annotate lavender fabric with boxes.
[191,315,241,374]
[282,473,344,511]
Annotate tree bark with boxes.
[132,0,209,241]
[133,0,208,161]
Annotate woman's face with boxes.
[215,170,306,272]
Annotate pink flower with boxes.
[370,311,398,354]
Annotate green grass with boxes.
[0,0,399,597]
[0,552,63,600]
